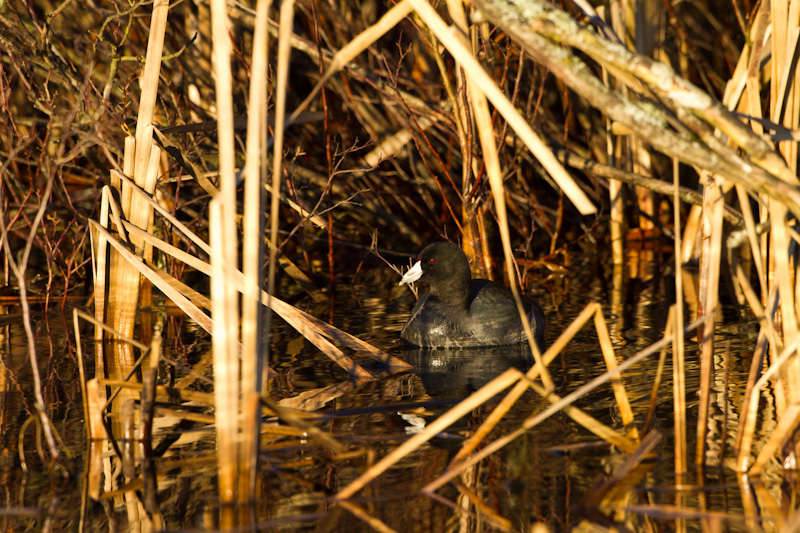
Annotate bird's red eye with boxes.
[428,258,436,264]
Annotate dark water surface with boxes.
[0,247,773,531]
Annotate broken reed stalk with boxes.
[101,0,168,437]
[453,303,611,462]
[106,0,167,349]
[695,175,725,466]
[595,309,639,440]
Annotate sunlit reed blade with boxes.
[90,220,213,333]
[595,309,638,440]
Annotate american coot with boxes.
[399,242,545,348]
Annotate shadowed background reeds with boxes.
[3,0,800,529]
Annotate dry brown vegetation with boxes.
[3,0,800,529]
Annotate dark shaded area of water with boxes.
[0,246,768,531]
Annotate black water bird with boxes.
[399,242,545,348]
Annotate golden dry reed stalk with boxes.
[209,0,241,507]
[695,174,725,466]
[210,200,240,506]
[106,0,168,339]
[240,0,272,501]
[264,0,295,386]
[672,156,687,477]
[73,308,92,440]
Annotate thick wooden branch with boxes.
[472,0,800,218]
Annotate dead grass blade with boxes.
[522,376,638,453]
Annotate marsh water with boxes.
[0,245,772,531]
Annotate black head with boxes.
[400,242,472,300]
